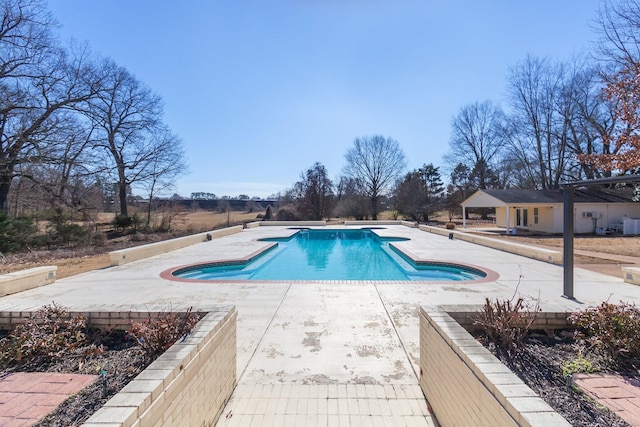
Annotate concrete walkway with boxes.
[1,225,639,425]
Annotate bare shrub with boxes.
[127,308,200,358]
[473,296,540,355]
[0,303,87,369]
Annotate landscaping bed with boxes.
[473,300,640,427]
[480,331,631,426]
[0,305,201,426]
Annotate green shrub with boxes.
[0,212,37,252]
[53,222,88,246]
[29,221,89,248]
[561,355,599,377]
[569,301,640,363]
[113,214,133,229]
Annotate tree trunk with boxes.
[119,183,128,217]
[0,174,13,214]
[371,194,378,220]
[147,197,153,226]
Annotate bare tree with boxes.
[445,101,507,188]
[84,59,164,217]
[506,56,575,189]
[142,128,188,225]
[595,0,640,70]
[335,176,368,220]
[342,135,406,220]
[0,0,99,212]
[561,63,620,179]
[25,113,97,221]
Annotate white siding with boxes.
[496,202,640,234]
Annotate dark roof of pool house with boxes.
[462,188,637,207]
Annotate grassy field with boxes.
[93,210,264,232]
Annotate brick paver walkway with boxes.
[0,372,98,426]
[217,383,434,426]
[574,374,640,426]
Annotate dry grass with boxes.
[496,235,640,258]
[169,211,263,231]
[91,210,265,232]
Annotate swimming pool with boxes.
[170,229,488,282]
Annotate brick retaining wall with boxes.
[419,305,570,426]
[82,307,237,427]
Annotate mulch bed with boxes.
[2,330,152,426]
[480,331,635,427]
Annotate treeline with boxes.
[276,136,439,222]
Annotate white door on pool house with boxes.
[516,208,528,228]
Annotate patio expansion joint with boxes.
[236,282,292,382]
[373,283,420,381]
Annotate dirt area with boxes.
[168,210,261,232]
[496,234,640,259]
[489,233,640,278]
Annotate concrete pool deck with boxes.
[1,224,640,426]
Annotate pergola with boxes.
[560,174,640,299]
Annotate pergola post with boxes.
[559,175,639,299]
[562,186,575,299]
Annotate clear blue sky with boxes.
[47,0,602,199]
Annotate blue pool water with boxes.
[173,229,486,281]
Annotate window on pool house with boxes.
[533,207,539,224]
